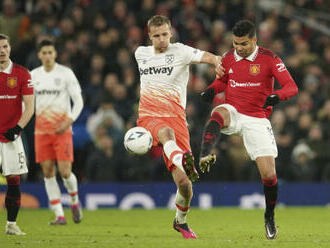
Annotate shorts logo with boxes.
[249,64,260,76]
[165,54,174,64]
[7,77,17,88]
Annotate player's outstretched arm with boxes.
[200,52,224,78]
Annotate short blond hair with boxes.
[147,15,171,32]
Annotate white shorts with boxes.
[212,104,278,161]
[0,136,28,176]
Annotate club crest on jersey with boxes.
[7,77,17,88]
[165,54,174,64]
[249,64,260,76]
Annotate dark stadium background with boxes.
[0,0,329,186]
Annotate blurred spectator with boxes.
[289,143,317,181]
[85,135,119,181]
[0,0,30,53]
[317,100,330,140]
[87,100,124,144]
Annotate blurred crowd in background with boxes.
[1,0,329,183]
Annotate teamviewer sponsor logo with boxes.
[0,95,17,99]
[139,66,174,76]
[229,79,261,88]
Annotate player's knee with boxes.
[43,168,55,178]
[212,107,230,127]
[158,126,175,143]
[59,169,71,179]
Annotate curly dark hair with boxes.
[232,20,256,38]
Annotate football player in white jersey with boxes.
[31,40,84,225]
[135,15,224,239]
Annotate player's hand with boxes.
[200,88,215,103]
[55,119,73,135]
[214,56,225,78]
[263,94,280,108]
[4,125,22,141]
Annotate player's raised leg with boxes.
[5,175,26,235]
[256,156,278,239]
[58,161,82,223]
[42,160,67,225]
[159,127,199,182]
[199,107,229,173]
[172,169,197,239]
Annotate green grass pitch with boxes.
[1,207,330,248]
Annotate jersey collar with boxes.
[0,60,13,74]
[152,43,171,55]
[42,62,57,73]
[234,45,259,62]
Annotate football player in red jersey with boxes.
[0,34,34,235]
[199,20,298,239]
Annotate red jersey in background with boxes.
[0,61,33,142]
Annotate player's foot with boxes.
[265,213,278,240]
[199,154,216,173]
[71,203,83,223]
[173,219,197,239]
[5,223,26,235]
[182,151,199,182]
[49,216,67,225]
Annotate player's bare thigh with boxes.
[158,126,175,145]
[255,156,276,179]
[212,106,231,127]
[40,160,56,178]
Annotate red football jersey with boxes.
[0,62,33,142]
[209,46,298,118]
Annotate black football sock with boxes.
[263,177,278,217]
[200,112,224,157]
[6,176,21,222]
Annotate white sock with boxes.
[7,221,16,225]
[44,177,64,217]
[163,140,184,172]
[62,173,79,205]
[175,190,190,224]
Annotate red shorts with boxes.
[35,132,73,163]
[137,116,191,172]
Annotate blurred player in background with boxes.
[199,20,298,239]
[135,15,224,239]
[0,34,34,235]
[31,40,84,225]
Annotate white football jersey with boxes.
[31,63,82,134]
[135,42,204,119]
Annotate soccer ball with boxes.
[124,127,153,155]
